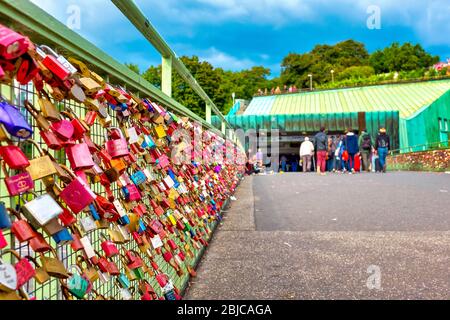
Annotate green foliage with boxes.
[336,66,375,81]
[125,63,140,75]
[142,57,272,116]
[369,43,439,73]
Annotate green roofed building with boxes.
[214,79,450,154]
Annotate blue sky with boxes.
[31,0,450,77]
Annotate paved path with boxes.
[185,172,450,300]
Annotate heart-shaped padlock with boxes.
[0,262,18,291]
[50,120,74,140]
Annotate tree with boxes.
[369,42,439,73]
[125,63,140,75]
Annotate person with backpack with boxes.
[358,129,373,172]
[314,127,328,175]
[375,128,390,173]
[343,128,359,174]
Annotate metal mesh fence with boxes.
[0,80,211,300]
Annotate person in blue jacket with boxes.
[344,128,359,174]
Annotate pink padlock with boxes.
[104,127,129,158]
[0,229,7,249]
[0,24,28,60]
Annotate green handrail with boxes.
[110,0,232,130]
[0,0,225,136]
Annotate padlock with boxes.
[58,164,96,214]
[0,98,33,139]
[0,24,28,60]
[1,160,34,196]
[0,229,7,249]
[50,117,74,141]
[100,233,119,257]
[42,217,64,236]
[66,265,89,299]
[1,250,35,289]
[20,191,63,229]
[76,255,99,284]
[21,139,57,181]
[84,111,97,126]
[66,143,95,170]
[37,90,61,121]
[0,202,11,229]
[0,255,18,292]
[79,77,101,95]
[104,127,129,158]
[80,215,97,233]
[29,231,52,253]
[39,45,72,80]
[15,53,39,85]
[59,113,87,143]
[25,255,50,285]
[80,236,96,259]
[59,207,77,227]
[51,227,73,245]
[8,208,36,243]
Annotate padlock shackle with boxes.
[19,137,47,157]
[0,248,23,262]
[39,45,58,58]
[24,255,42,268]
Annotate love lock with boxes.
[0,257,18,292]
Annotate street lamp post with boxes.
[232,92,236,106]
[308,74,313,91]
[331,69,335,83]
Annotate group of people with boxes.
[256,85,299,96]
[298,127,391,175]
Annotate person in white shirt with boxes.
[299,137,315,172]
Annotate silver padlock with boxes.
[80,215,97,233]
[21,192,63,229]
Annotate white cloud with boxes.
[199,47,255,70]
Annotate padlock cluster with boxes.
[0,24,245,300]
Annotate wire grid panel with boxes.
[0,80,205,300]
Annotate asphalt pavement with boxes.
[185,172,450,300]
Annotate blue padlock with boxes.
[118,215,130,226]
[138,219,146,233]
[121,186,130,200]
[164,289,177,301]
[131,171,147,186]
[168,170,180,188]
[52,228,73,245]
[117,273,130,289]
[88,204,100,221]
[0,202,12,229]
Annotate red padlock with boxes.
[84,111,97,126]
[9,208,35,243]
[100,234,119,258]
[0,145,30,169]
[40,129,63,150]
[41,54,70,80]
[1,161,34,196]
[50,119,75,141]
[59,208,77,227]
[29,231,52,253]
[0,229,7,249]
[59,165,96,214]
[66,143,95,170]
[167,239,178,251]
